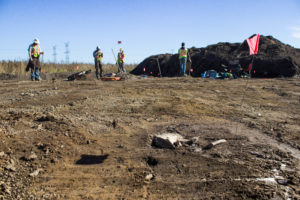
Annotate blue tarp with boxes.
[204,70,218,78]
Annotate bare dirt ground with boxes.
[0,76,299,199]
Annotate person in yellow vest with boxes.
[26,38,44,81]
[93,46,103,79]
[178,42,189,76]
[117,48,126,73]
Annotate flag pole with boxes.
[112,49,117,63]
[156,58,162,78]
[250,54,255,78]
[187,49,191,76]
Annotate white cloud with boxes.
[290,26,300,39]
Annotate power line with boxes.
[64,42,70,64]
[53,45,57,63]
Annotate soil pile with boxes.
[131,35,300,77]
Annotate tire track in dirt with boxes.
[228,122,300,168]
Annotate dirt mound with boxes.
[0,73,18,80]
[131,35,300,78]
[43,72,70,80]
[0,72,72,81]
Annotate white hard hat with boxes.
[96,46,100,50]
[33,38,40,44]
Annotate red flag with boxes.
[143,67,146,72]
[118,41,122,44]
[247,34,260,55]
[190,68,194,72]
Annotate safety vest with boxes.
[32,46,40,58]
[96,51,103,62]
[178,48,188,59]
[118,52,125,63]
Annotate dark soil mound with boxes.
[131,35,300,78]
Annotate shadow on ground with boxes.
[75,154,109,165]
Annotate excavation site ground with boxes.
[0,76,300,199]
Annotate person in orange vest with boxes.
[178,42,190,76]
[117,48,126,73]
[26,38,44,81]
[93,46,103,79]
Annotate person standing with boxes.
[178,42,189,76]
[26,38,44,81]
[117,48,126,73]
[93,46,103,79]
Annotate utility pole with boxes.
[64,42,70,64]
[53,45,57,63]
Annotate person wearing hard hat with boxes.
[26,38,44,81]
[117,48,126,73]
[178,42,189,76]
[93,46,103,79]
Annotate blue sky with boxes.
[0,0,299,64]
